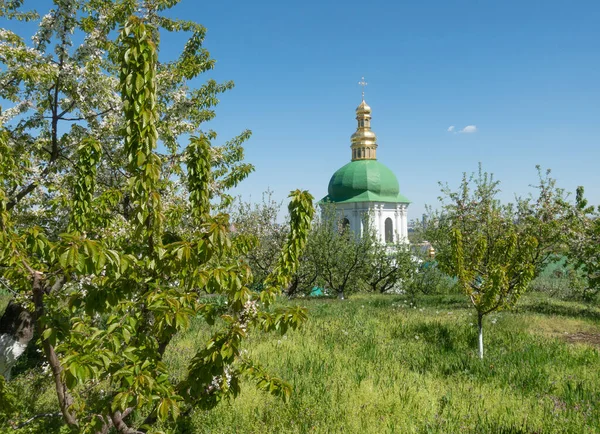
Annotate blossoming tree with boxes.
[428,167,570,359]
[0,1,314,432]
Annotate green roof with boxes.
[321,160,410,204]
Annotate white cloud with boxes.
[460,125,477,133]
[447,125,455,132]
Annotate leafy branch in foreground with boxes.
[0,7,314,434]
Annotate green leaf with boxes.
[157,399,169,421]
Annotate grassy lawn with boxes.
[169,293,600,434]
[2,291,600,433]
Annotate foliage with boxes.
[565,187,600,302]
[426,166,570,358]
[0,375,18,423]
[420,166,570,281]
[0,4,314,433]
[363,241,414,294]
[230,191,288,291]
[528,257,588,301]
[308,205,373,299]
[284,238,320,298]
[403,257,458,304]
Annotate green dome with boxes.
[322,160,410,204]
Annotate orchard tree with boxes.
[310,205,373,300]
[364,240,413,294]
[566,187,600,301]
[0,4,314,433]
[229,192,323,298]
[514,167,574,276]
[433,166,569,359]
[230,191,288,290]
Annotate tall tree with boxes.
[0,3,314,432]
[0,0,242,378]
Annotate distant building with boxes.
[320,94,410,243]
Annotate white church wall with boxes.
[329,201,409,244]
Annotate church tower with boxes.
[320,79,410,243]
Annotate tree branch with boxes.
[12,412,62,430]
[32,271,78,428]
[110,409,144,434]
[48,106,115,122]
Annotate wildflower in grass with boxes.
[415,335,419,340]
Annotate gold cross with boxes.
[358,77,367,100]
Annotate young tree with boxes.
[434,167,569,359]
[0,5,314,433]
[309,205,373,300]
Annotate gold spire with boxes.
[351,78,377,161]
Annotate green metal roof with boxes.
[320,160,410,204]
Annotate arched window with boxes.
[357,149,361,158]
[340,217,350,235]
[385,217,393,243]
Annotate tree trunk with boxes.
[31,271,78,427]
[477,313,484,360]
[337,290,345,300]
[0,300,35,379]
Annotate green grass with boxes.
[167,294,600,434]
[2,292,600,433]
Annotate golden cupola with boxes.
[350,98,378,161]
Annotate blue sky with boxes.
[9,0,600,218]
[178,0,600,218]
